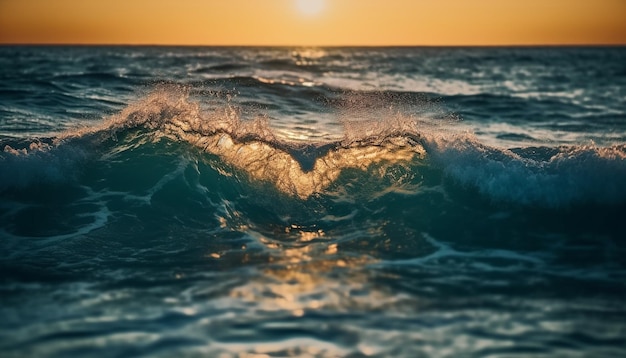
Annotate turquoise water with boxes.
[1,46,626,357]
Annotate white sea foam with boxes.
[422,132,626,206]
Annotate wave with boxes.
[1,139,88,190]
[424,134,626,206]
[2,85,626,207]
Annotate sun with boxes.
[295,0,325,17]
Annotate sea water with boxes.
[1,46,625,357]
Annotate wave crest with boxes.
[425,133,626,206]
[3,86,625,206]
[58,86,426,198]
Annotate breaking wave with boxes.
[2,86,626,207]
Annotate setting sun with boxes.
[295,0,325,17]
[0,0,625,46]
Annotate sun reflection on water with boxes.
[291,48,327,66]
[223,224,405,319]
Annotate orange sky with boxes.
[1,0,625,46]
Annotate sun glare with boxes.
[296,0,325,17]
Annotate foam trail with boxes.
[383,233,545,267]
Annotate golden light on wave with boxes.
[91,87,425,199]
[228,230,380,316]
[295,0,325,17]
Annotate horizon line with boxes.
[2,42,625,48]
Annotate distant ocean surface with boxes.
[1,46,625,357]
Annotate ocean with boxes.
[1,46,625,357]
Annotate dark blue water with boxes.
[1,46,626,357]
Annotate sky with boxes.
[1,0,625,46]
